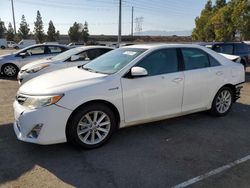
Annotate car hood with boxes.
[21,58,53,70]
[0,54,15,61]
[219,53,239,61]
[19,67,107,95]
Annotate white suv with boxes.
[13,44,245,148]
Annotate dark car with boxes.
[210,42,250,67]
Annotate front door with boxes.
[121,48,184,124]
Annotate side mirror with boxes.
[19,52,26,58]
[70,55,80,61]
[85,57,90,61]
[131,66,148,77]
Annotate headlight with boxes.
[19,94,63,109]
[26,64,49,73]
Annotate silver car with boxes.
[18,46,114,84]
[0,44,69,77]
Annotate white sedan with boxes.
[13,44,245,148]
[18,46,113,84]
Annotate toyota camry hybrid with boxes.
[13,44,245,148]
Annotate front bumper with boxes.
[13,100,72,145]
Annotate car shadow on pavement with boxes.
[0,76,17,81]
[1,102,250,187]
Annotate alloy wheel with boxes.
[77,111,111,145]
[3,65,17,77]
[215,90,232,114]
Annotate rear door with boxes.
[181,48,216,112]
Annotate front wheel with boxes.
[2,64,18,77]
[210,87,233,117]
[66,103,117,149]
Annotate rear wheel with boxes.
[2,64,18,77]
[210,87,233,116]
[1,46,5,49]
[67,103,117,149]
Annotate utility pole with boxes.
[11,0,16,34]
[131,6,134,36]
[118,0,122,47]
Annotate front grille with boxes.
[16,94,27,105]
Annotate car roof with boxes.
[26,43,70,49]
[74,45,114,50]
[122,43,204,50]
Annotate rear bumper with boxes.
[234,84,243,102]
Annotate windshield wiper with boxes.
[80,66,110,75]
[81,66,98,73]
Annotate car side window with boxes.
[26,46,45,55]
[213,44,233,54]
[47,46,63,54]
[235,44,249,53]
[75,51,88,61]
[209,55,221,67]
[86,49,101,60]
[100,48,112,55]
[181,48,210,70]
[136,48,179,76]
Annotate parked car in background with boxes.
[14,39,36,49]
[67,42,85,47]
[244,41,250,50]
[7,41,17,48]
[0,44,69,77]
[210,42,250,67]
[0,38,7,49]
[18,46,114,84]
[13,44,245,148]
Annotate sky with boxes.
[0,0,213,35]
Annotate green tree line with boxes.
[192,0,250,41]
[0,10,89,43]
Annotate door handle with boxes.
[216,71,223,76]
[172,78,183,83]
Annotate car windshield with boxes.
[51,47,83,61]
[82,48,146,74]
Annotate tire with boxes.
[66,103,117,149]
[1,46,5,49]
[210,87,233,117]
[2,64,19,77]
[14,46,19,49]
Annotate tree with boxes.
[6,23,15,41]
[82,21,89,43]
[215,0,226,9]
[68,22,83,42]
[212,5,235,41]
[192,0,215,41]
[47,20,59,41]
[18,15,30,39]
[34,10,44,42]
[231,0,250,40]
[0,19,6,38]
